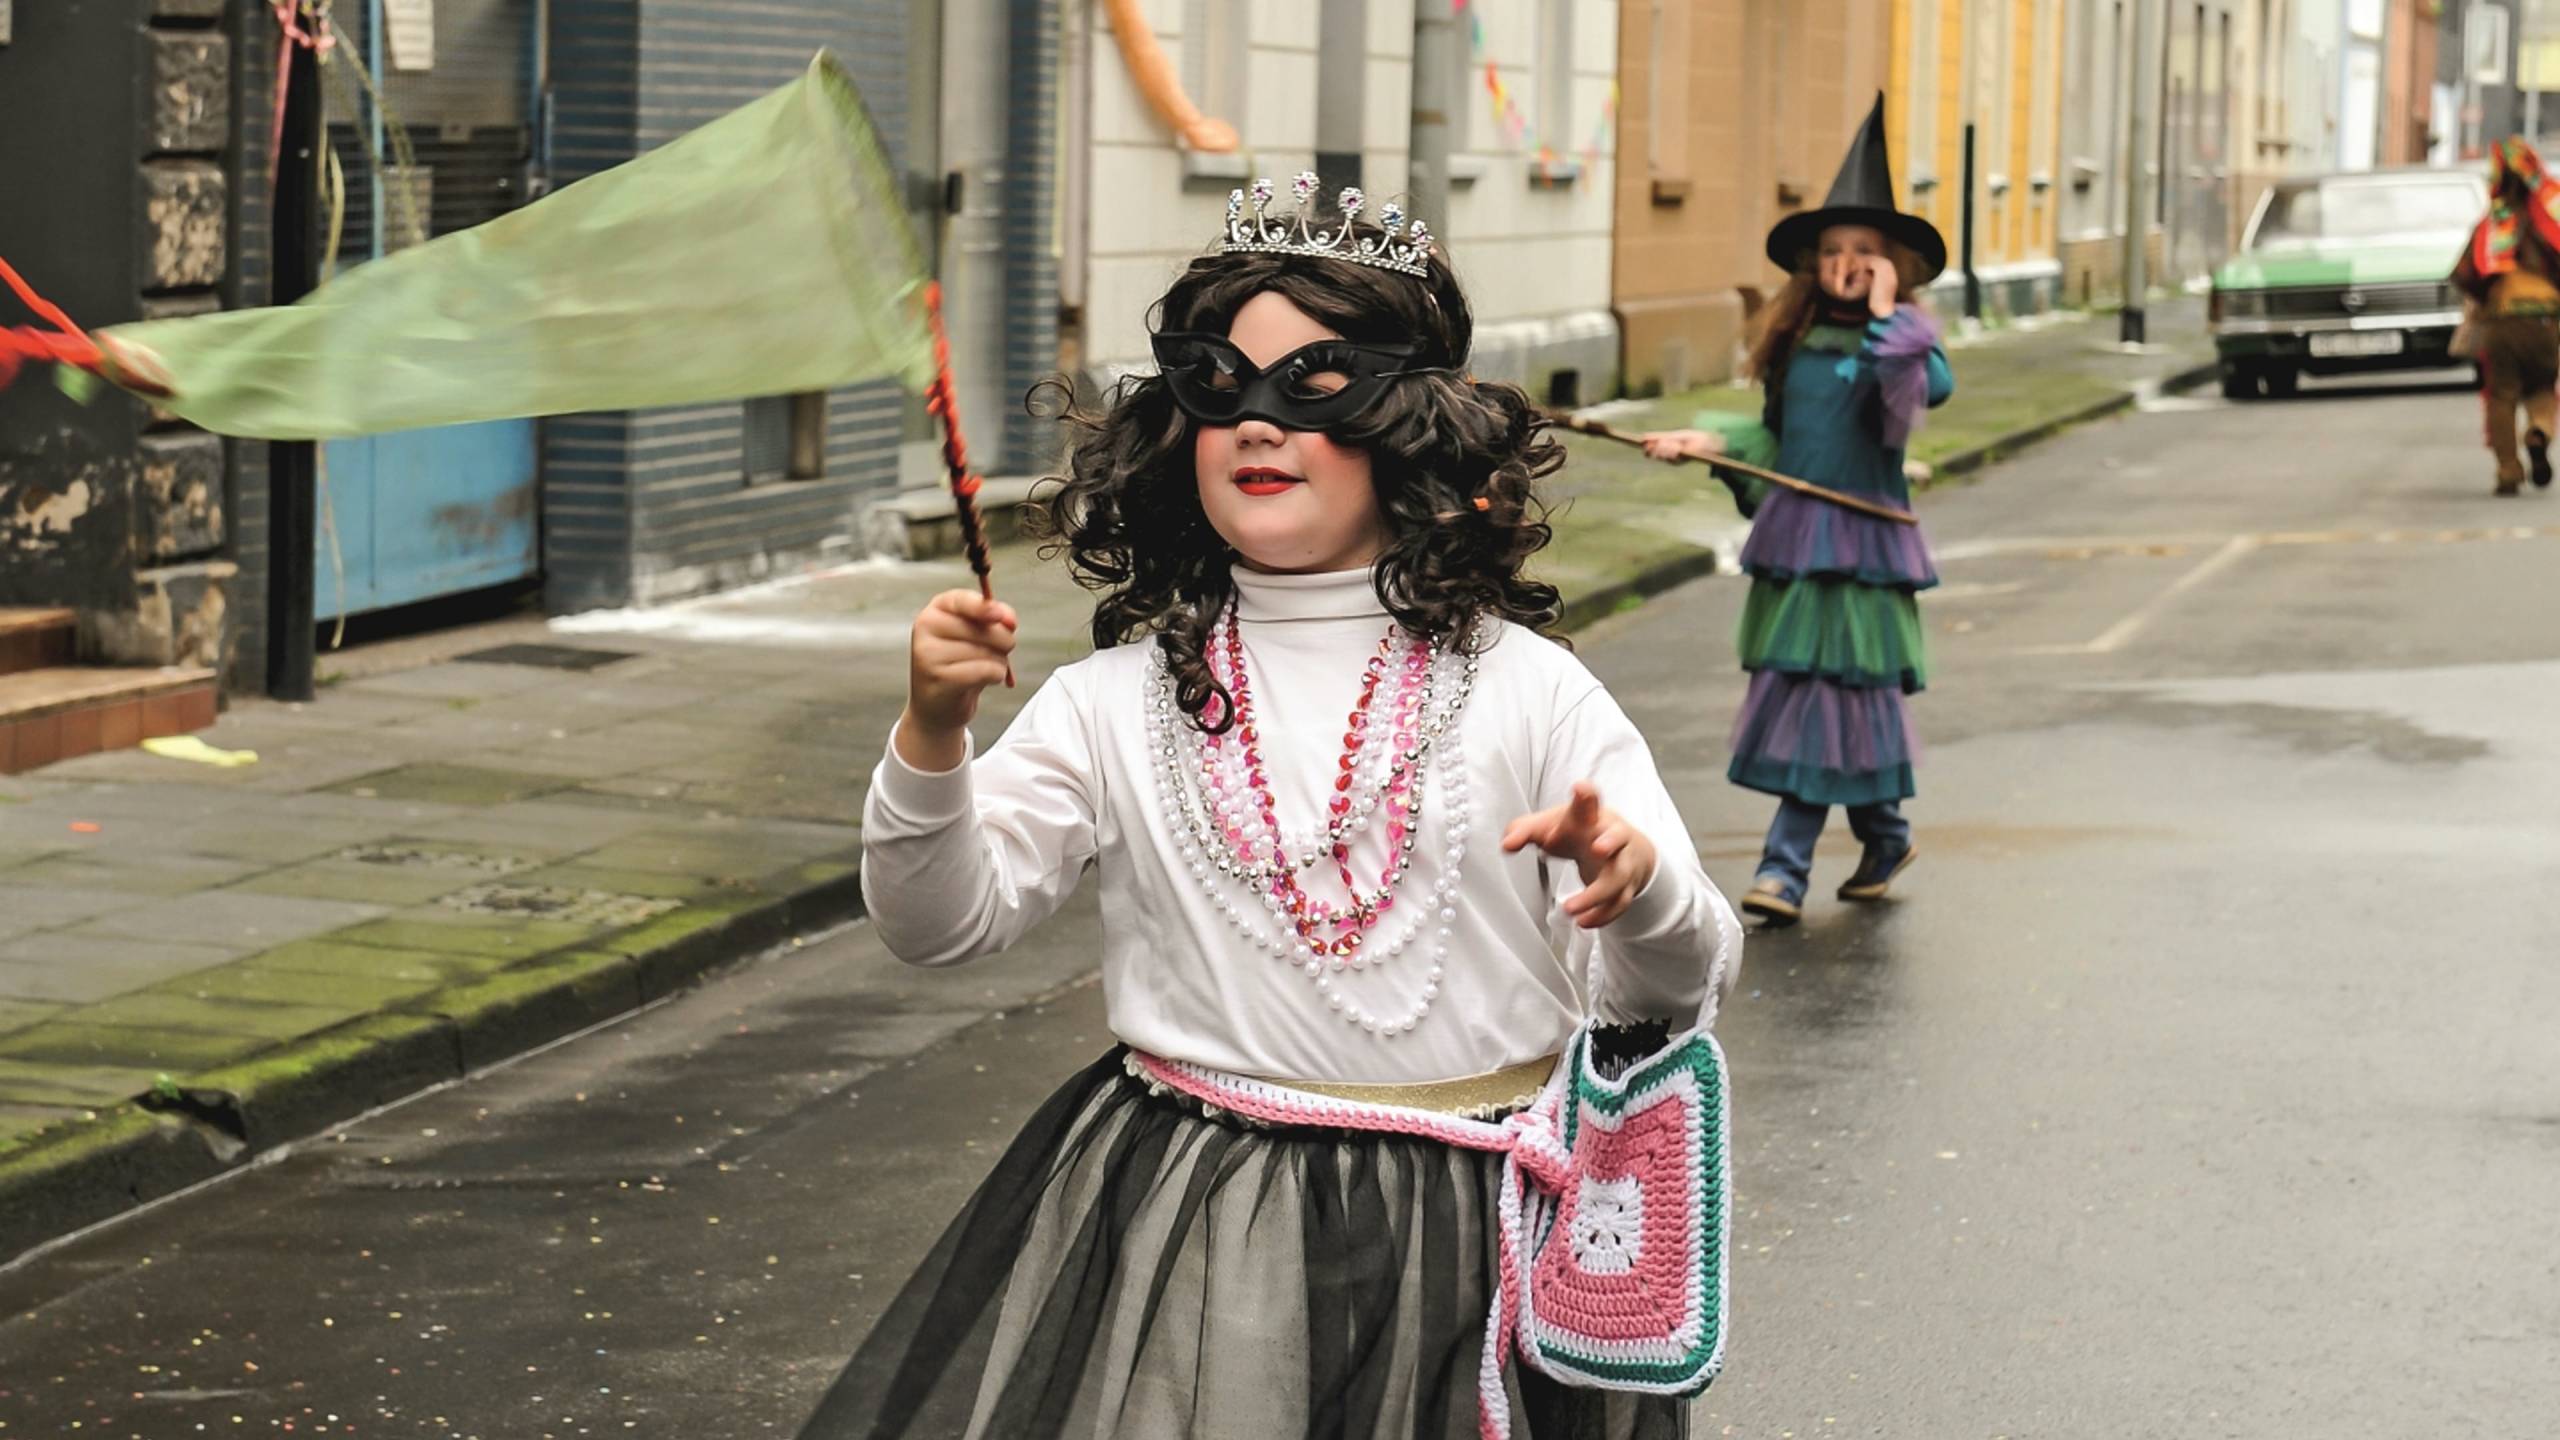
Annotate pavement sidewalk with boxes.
[0,297,2212,1260]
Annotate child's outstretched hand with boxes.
[1638,429,1726,463]
[1502,781,1659,930]
[898,590,1018,773]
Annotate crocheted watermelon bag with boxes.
[1506,1022,1732,1398]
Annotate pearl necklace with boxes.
[1145,614,1479,1038]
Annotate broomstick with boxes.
[922,282,1014,687]
[1548,411,1919,525]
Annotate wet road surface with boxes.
[4,373,2557,1437]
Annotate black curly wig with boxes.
[1029,219,1565,733]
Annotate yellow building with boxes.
[1886,0,2068,316]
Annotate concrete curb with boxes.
[0,357,2214,1266]
[0,868,866,1264]
[1926,359,2220,484]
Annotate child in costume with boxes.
[1640,97,1952,928]
[793,179,1741,1440]
[2453,137,2560,496]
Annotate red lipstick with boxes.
[1232,466,1302,497]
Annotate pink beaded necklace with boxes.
[1201,607,1433,958]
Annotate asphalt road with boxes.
[4,370,2557,1438]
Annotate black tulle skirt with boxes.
[796,1050,1688,1440]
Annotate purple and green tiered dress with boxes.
[1697,305,1950,809]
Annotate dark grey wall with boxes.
[1,0,243,680]
[539,0,930,612]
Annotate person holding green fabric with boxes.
[1639,96,1952,927]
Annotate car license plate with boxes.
[2309,331,2405,358]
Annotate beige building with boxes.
[1612,0,1894,394]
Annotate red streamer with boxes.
[0,255,105,394]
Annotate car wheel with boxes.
[2219,365,2259,400]
[2263,367,2300,398]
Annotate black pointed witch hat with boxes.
[1765,94,1947,282]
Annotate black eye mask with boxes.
[1150,331,1443,432]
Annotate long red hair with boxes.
[1743,238,1933,385]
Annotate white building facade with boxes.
[1064,0,1623,403]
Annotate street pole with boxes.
[2120,0,2156,346]
[2463,0,2482,156]
[1961,121,1982,321]
[266,29,321,702]
[1409,0,1456,231]
[2527,0,2544,142]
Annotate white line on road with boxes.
[2019,535,2261,656]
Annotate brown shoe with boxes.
[1739,878,1802,928]
[2498,477,2524,496]
[1836,844,1917,902]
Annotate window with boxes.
[745,393,826,483]
[1988,0,2014,200]
[1182,0,1249,141]
[1647,0,1692,189]
[1316,0,1366,188]
[1537,0,1575,161]
[2032,0,2060,193]
[1536,0,1576,155]
[1909,0,1939,185]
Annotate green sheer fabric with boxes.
[100,53,932,440]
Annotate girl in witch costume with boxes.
[2453,137,2560,496]
[1640,97,1952,928]
[796,178,1740,1440]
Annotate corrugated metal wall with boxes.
[543,0,938,611]
[227,0,280,685]
[1000,0,1063,477]
[537,0,643,613]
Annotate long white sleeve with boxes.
[1540,683,1744,1029]
[859,671,1101,967]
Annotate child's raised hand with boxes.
[1867,255,1901,319]
[898,590,1018,772]
[1501,781,1659,930]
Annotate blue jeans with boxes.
[1757,796,1909,899]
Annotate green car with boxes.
[2210,166,2487,400]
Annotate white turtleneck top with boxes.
[860,566,1742,1085]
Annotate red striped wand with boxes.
[921,281,1013,687]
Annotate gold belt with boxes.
[1267,1053,1562,1117]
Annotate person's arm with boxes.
[1507,682,1743,1029]
[2452,235,2488,299]
[862,590,1099,967]
[1866,303,1950,447]
[1694,411,1779,516]
[862,673,1102,967]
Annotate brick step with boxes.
[0,608,78,679]
[0,666,220,774]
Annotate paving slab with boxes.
[224,857,498,907]
[0,1021,273,1072]
[322,762,573,807]
[64,991,369,1042]
[0,999,70,1034]
[0,1059,169,1108]
[0,947,247,1002]
[0,886,132,939]
[69,891,390,949]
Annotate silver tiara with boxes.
[1223,172,1435,278]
